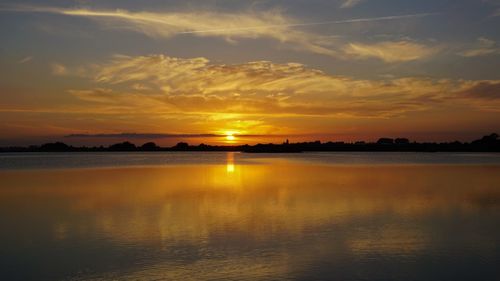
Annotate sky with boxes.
[0,0,499,146]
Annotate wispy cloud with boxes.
[176,13,438,35]
[458,37,500,57]
[66,54,500,118]
[51,63,69,76]
[0,5,438,60]
[343,41,440,62]
[456,81,500,100]
[18,56,33,64]
[340,0,363,9]
[0,5,337,58]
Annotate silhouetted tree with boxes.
[473,133,499,145]
[395,138,410,145]
[109,141,136,151]
[377,138,394,145]
[141,142,159,151]
[40,142,71,152]
[173,142,189,151]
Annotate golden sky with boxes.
[0,0,499,145]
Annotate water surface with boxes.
[0,153,499,280]
[1,151,500,170]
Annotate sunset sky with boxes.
[1,0,499,146]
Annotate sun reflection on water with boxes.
[226,152,235,173]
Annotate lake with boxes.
[0,152,499,280]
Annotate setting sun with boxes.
[225,131,236,141]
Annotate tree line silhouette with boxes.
[1,133,499,153]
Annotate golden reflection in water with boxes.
[1,164,498,241]
[0,162,499,279]
[226,152,235,173]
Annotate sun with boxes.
[225,131,236,141]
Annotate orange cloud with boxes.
[65,54,500,118]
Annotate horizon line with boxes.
[0,132,493,146]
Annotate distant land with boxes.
[1,134,499,153]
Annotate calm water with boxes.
[1,151,500,170]
[0,152,499,281]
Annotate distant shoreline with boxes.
[1,134,499,153]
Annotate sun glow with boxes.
[225,131,236,141]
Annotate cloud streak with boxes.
[65,133,219,138]
[340,0,363,9]
[65,133,274,138]
[458,37,500,57]
[51,63,69,76]
[1,5,438,61]
[18,56,33,64]
[175,13,439,35]
[344,41,440,62]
